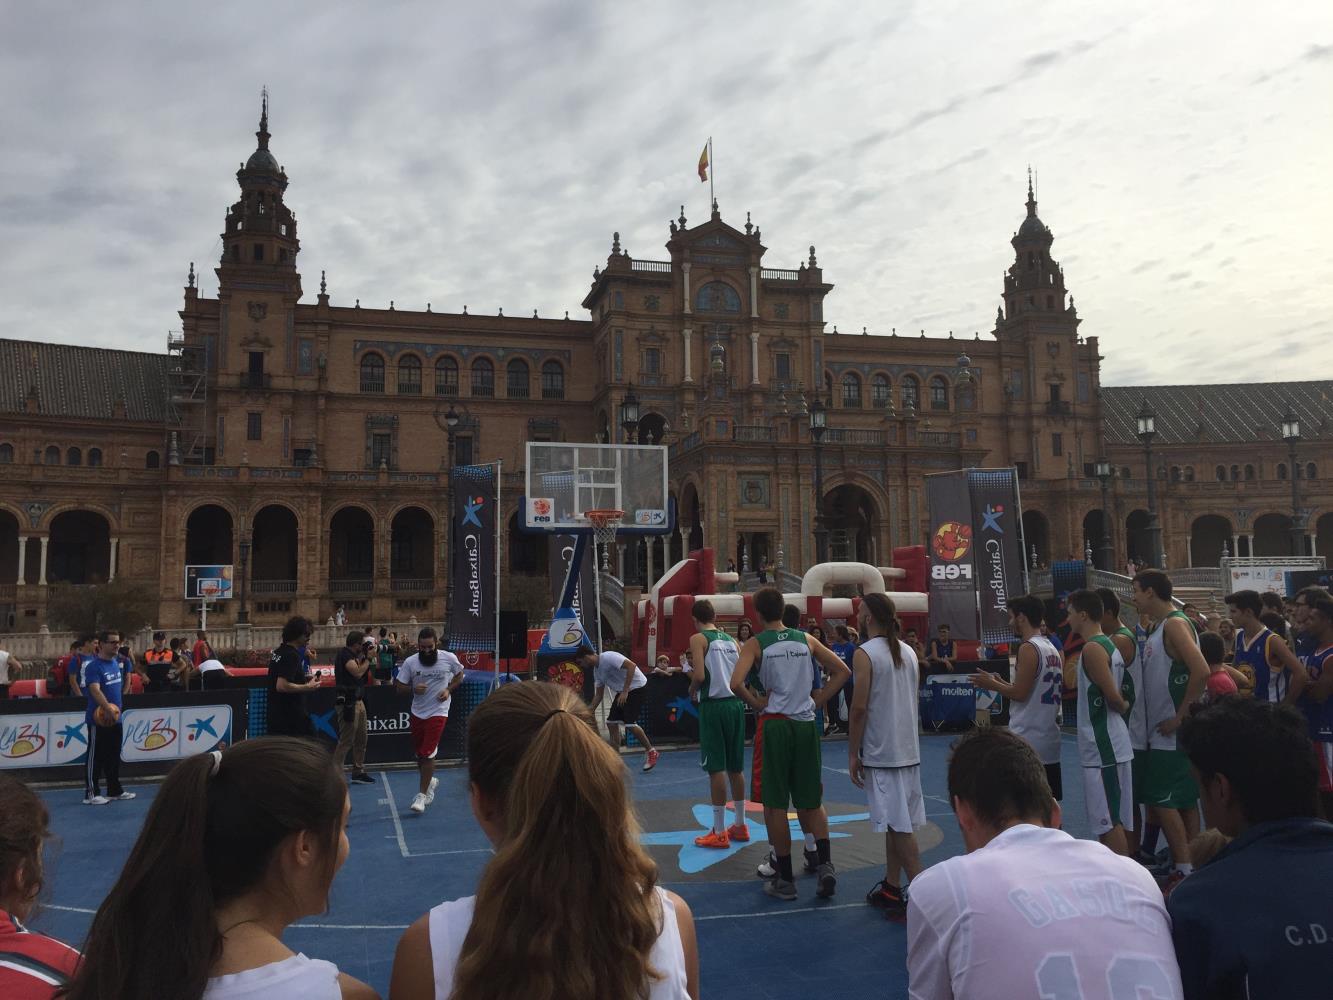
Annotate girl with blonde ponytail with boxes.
[391,681,698,1000]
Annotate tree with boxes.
[47,580,158,636]
[505,573,554,628]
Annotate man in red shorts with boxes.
[394,626,464,815]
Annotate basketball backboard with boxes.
[523,442,672,534]
[184,564,234,600]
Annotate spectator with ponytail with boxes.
[0,775,80,999]
[390,681,699,999]
[60,737,376,1000]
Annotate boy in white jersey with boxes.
[580,649,660,772]
[907,727,1183,1000]
[394,626,465,814]
[732,587,849,901]
[848,593,924,919]
[1067,589,1134,856]
[972,594,1063,800]
[1097,587,1150,858]
[1133,570,1212,886]
[687,599,749,848]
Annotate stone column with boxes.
[681,262,692,315]
[646,539,655,589]
[17,536,26,585]
[682,327,693,382]
[749,331,760,384]
[109,537,119,582]
[679,526,689,557]
[1185,536,1193,568]
[38,536,48,586]
[749,266,759,318]
[1231,534,1239,559]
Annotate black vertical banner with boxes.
[925,471,980,641]
[450,464,497,651]
[548,534,596,635]
[967,468,1024,646]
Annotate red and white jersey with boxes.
[907,825,1183,1000]
[0,909,80,999]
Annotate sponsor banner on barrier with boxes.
[0,711,88,769]
[926,471,980,641]
[120,705,233,762]
[967,469,1025,646]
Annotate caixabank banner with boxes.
[926,468,1025,645]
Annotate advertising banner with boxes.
[967,469,1025,646]
[119,704,233,762]
[449,464,498,651]
[548,534,596,638]
[926,471,979,640]
[0,710,89,769]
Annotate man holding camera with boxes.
[334,630,375,783]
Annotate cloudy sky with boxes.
[2,1,1329,385]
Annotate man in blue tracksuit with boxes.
[1168,697,1333,998]
[83,628,135,805]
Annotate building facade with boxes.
[1,101,1330,631]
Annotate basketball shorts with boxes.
[1315,741,1333,793]
[751,715,822,811]
[410,714,447,759]
[1131,748,1150,805]
[608,686,646,725]
[866,765,925,833]
[1083,761,1133,836]
[698,697,745,774]
[1044,762,1063,802]
[1142,748,1198,810]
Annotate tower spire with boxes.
[257,86,270,150]
[1026,165,1036,217]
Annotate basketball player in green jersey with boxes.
[1131,569,1210,889]
[687,599,749,848]
[732,587,849,901]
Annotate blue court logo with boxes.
[462,495,485,527]
[981,504,1005,533]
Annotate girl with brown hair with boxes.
[390,681,699,1000]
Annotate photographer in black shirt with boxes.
[334,630,375,783]
[267,616,320,737]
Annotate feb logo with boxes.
[547,661,584,690]
[933,521,972,561]
[529,497,554,524]
[0,722,47,760]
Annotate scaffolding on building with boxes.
[167,328,212,465]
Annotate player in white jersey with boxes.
[848,592,924,918]
[686,599,748,848]
[1096,586,1152,860]
[907,726,1183,1000]
[972,594,1063,800]
[580,649,661,772]
[394,626,465,814]
[1067,589,1134,855]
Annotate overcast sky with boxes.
[2,2,1330,385]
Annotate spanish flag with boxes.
[698,142,709,182]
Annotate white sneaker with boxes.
[84,795,110,805]
[109,791,137,801]
[410,793,427,814]
[425,777,439,805]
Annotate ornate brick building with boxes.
[1,101,1329,631]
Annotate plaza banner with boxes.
[968,469,1026,646]
[449,464,498,651]
[926,471,979,640]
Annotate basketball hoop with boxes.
[199,581,221,600]
[585,509,624,549]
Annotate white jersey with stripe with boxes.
[698,628,739,701]
[1075,635,1133,768]
[1007,636,1063,765]
[756,628,817,721]
[1122,630,1149,751]
[907,824,1183,1000]
[858,637,921,768]
[1143,611,1197,750]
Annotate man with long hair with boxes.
[267,616,320,738]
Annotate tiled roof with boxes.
[1102,382,1333,446]
[0,339,173,423]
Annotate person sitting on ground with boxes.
[0,775,80,998]
[1198,631,1239,704]
[907,727,1183,1000]
[390,681,699,999]
[1168,698,1333,999]
[60,738,377,1000]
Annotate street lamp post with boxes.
[443,403,460,625]
[809,393,829,565]
[1095,458,1114,571]
[1282,404,1304,556]
[1136,399,1164,568]
[619,384,640,579]
[236,535,251,625]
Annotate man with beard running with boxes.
[395,626,465,814]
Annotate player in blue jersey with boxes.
[1299,596,1333,818]
[1225,590,1307,706]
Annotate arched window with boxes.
[841,372,862,408]
[929,376,949,410]
[87,448,102,467]
[44,446,60,465]
[471,357,494,397]
[901,376,920,410]
[1230,465,1240,481]
[506,359,530,399]
[1277,463,1288,480]
[541,360,565,400]
[1170,466,1181,483]
[1215,465,1226,481]
[146,450,160,469]
[1307,462,1317,480]
[1244,464,1255,481]
[67,447,83,466]
[871,373,891,407]
[397,355,421,395]
[1183,466,1194,482]
[0,443,12,464]
[435,356,459,396]
[360,353,385,392]
[694,281,741,313]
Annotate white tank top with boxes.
[1075,635,1133,767]
[858,637,920,768]
[698,629,739,701]
[427,887,689,1000]
[1007,636,1063,765]
[202,954,342,999]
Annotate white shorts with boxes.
[1082,761,1133,836]
[866,765,925,833]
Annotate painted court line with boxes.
[380,771,410,858]
[694,902,865,921]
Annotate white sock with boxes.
[1175,862,1193,875]
[732,798,746,828]
[804,832,816,852]
[712,806,726,835]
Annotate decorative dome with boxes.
[245,147,280,173]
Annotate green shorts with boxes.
[698,698,746,774]
[1142,748,1198,810]
[750,715,822,810]
[1132,749,1150,806]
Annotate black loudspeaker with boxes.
[499,610,529,659]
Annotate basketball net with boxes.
[585,510,623,655]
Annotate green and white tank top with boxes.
[1143,610,1197,750]
[1076,634,1133,768]
[1115,626,1145,750]
[756,628,816,721]
[698,629,739,702]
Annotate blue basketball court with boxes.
[31,731,1095,998]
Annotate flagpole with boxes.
[493,459,502,688]
[709,136,714,210]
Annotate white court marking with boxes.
[380,771,410,858]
